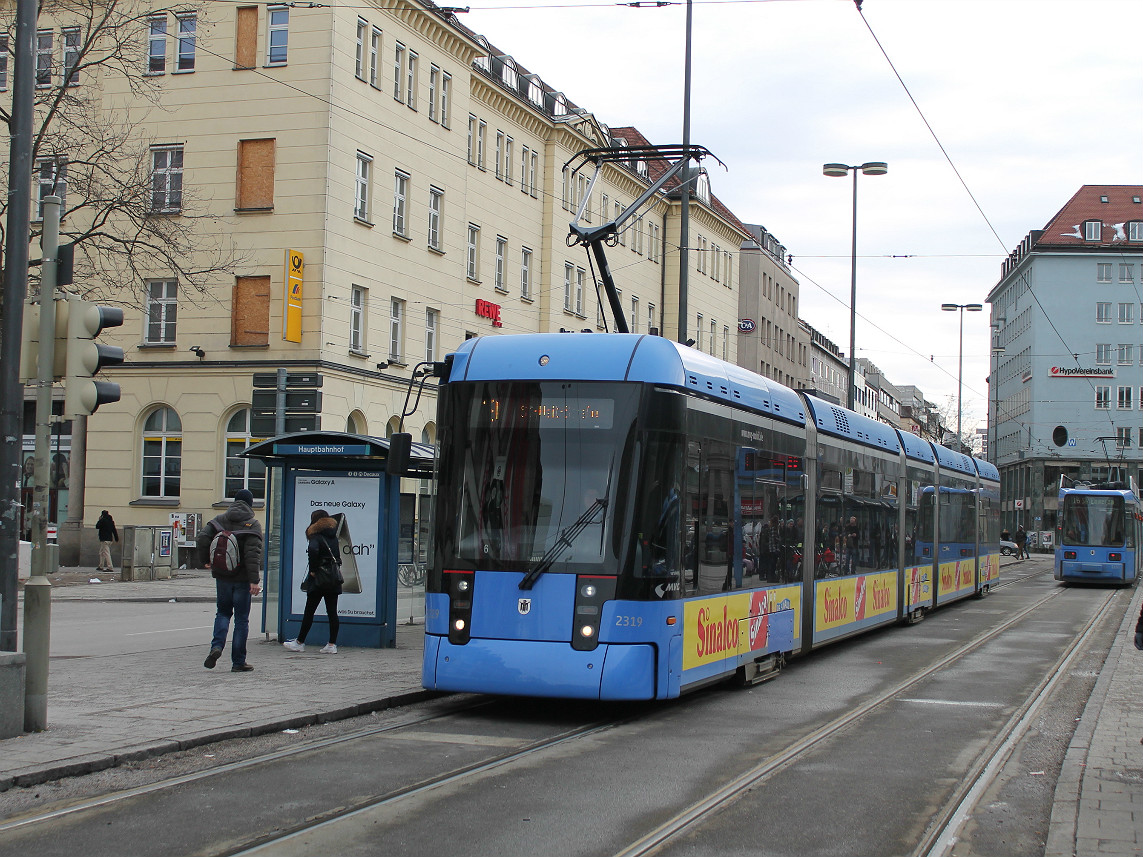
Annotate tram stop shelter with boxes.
[241,431,435,648]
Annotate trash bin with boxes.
[121,526,175,581]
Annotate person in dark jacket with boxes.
[1014,526,1029,560]
[283,509,343,654]
[197,489,263,672]
[95,510,119,572]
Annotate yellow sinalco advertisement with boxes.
[815,571,897,632]
[682,587,798,671]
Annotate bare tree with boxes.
[0,0,244,306]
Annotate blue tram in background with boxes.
[422,333,1000,700]
[1055,478,1143,585]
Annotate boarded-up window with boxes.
[235,7,258,70]
[233,276,270,346]
[236,139,275,210]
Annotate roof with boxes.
[1036,185,1143,249]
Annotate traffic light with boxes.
[19,298,69,384]
[64,296,124,416]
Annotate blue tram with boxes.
[1054,478,1143,585]
[422,333,1000,700]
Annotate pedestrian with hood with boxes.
[95,510,119,572]
[197,489,263,672]
[283,509,343,654]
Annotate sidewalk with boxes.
[1,568,434,792]
[2,564,1141,857]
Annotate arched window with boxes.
[225,409,266,501]
[499,56,518,89]
[141,406,182,497]
[386,416,401,438]
[346,410,366,435]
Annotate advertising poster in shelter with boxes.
[292,473,380,619]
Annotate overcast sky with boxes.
[459,0,1143,436]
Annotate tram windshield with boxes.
[1061,494,1126,547]
[441,381,638,572]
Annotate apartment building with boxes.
[739,224,809,389]
[10,0,750,560]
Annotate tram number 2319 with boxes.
[615,615,644,628]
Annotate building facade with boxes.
[988,185,1143,536]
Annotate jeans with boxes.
[212,580,253,666]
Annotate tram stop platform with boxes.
[0,560,1141,856]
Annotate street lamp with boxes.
[823,161,888,410]
[941,302,983,452]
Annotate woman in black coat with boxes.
[282,509,343,654]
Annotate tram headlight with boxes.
[454,618,466,631]
[456,579,470,592]
[580,584,597,598]
[580,624,596,638]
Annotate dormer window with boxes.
[526,75,543,107]
[1100,195,1110,203]
[1129,221,1143,242]
[1084,220,1102,241]
[694,171,711,205]
[498,56,518,89]
[553,93,567,117]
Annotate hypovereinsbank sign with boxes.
[1049,366,1115,378]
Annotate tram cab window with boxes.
[1062,495,1127,547]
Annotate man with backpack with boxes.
[197,489,263,672]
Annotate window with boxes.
[697,313,704,350]
[176,15,196,72]
[267,6,289,64]
[35,158,66,220]
[1120,302,1134,324]
[150,145,183,213]
[0,35,8,91]
[36,30,52,87]
[393,170,409,237]
[495,131,503,180]
[355,152,372,221]
[63,27,81,85]
[564,262,573,311]
[1130,222,1143,242]
[631,296,639,333]
[467,224,480,280]
[504,137,513,186]
[142,407,182,498]
[393,42,405,101]
[467,115,476,165]
[440,72,451,128]
[232,275,269,346]
[406,50,417,108]
[1097,302,1112,323]
[529,151,538,198]
[225,409,267,499]
[1095,386,1110,409]
[494,236,507,292]
[648,302,656,333]
[521,146,530,194]
[575,267,585,315]
[145,280,178,344]
[710,319,716,356]
[236,138,275,210]
[1119,344,1134,365]
[651,224,661,263]
[355,19,367,79]
[1121,264,1135,283]
[723,325,730,361]
[635,215,644,255]
[1097,263,1113,282]
[389,298,405,363]
[477,121,486,169]
[428,186,443,251]
[235,6,258,69]
[428,65,438,121]
[426,308,438,362]
[1096,344,1112,364]
[1084,220,1102,241]
[520,248,532,299]
[1118,386,1133,409]
[1118,426,1133,448]
[370,27,381,87]
[350,285,367,353]
[561,167,570,210]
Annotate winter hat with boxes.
[234,489,254,505]
[311,509,330,524]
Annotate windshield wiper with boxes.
[518,498,607,591]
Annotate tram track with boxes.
[609,580,1108,857]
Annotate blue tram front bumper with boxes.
[1057,560,1126,582]
[423,635,657,700]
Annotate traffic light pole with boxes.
[24,196,61,731]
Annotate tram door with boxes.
[684,439,735,597]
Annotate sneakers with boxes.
[232,663,254,672]
[282,640,305,653]
[320,643,338,654]
[1134,631,1143,651]
[204,648,222,669]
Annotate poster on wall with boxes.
[292,473,381,619]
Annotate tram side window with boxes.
[738,447,788,584]
[632,432,684,582]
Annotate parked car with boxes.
[1000,539,1018,556]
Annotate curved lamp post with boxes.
[823,161,887,410]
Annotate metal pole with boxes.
[847,169,858,411]
[677,0,692,345]
[25,195,61,732]
[0,0,38,653]
[956,307,964,451]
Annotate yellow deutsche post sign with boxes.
[284,249,304,342]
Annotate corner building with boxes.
[14,0,750,559]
